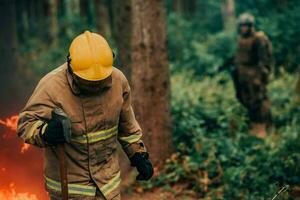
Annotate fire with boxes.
[21,144,31,154]
[0,114,47,200]
[0,115,31,153]
[0,183,38,200]
[0,115,18,133]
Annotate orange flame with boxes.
[0,115,31,153]
[0,115,47,200]
[0,115,18,132]
[0,183,38,200]
[21,144,31,154]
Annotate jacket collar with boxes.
[65,63,112,96]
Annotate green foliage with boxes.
[18,0,300,78]
[16,1,300,198]
[235,0,300,72]
[167,14,236,77]
[18,5,101,81]
[268,70,300,127]
[160,5,300,197]
[167,0,300,77]
[144,71,300,199]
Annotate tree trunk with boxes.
[173,0,183,14]
[94,0,111,37]
[80,0,88,17]
[112,0,133,77]
[221,0,236,31]
[80,0,94,25]
[64,0,80,37]
[0,0,21,117]
[15,0,29,41]
[65,0,80,19]
[49,0,59,45]
[173,0,196,16]
[115,0,173,167]
[27,0,38,34]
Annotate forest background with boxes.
[0,0,300,200]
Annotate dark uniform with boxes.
[233,13,272,137]
[234,31,272,123]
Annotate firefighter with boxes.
[234,13,273,138]
[17,31,153,200]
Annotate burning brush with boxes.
[0,115,30,154]
[0,115,47,200]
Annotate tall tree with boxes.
[0,0,21,117]
[94,0,111,37]
[80,0,94,25]
[173,0,183,14]
[221,0,236,31]
[65,0,80,19]
[64,0,80,37]
[114,0,173,167]
[15,0,29,41]
[49,0,59,45]
[112,0,133,77]
[172,0,196,16]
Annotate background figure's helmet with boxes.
[69,31,113,81]
[237,13,255,26]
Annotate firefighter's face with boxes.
[239,23,252,36]
[72,74,105,94]
[67,61,110,95]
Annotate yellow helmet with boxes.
[69,31,113,81]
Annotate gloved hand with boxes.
[130,152,154,181]
[41,118,66,145]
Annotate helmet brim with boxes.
[73,64,113,81]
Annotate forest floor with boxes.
[122,184,199,200]
[121,185,300,200]
[120,161,201,200]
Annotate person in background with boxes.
[233,13,273,138]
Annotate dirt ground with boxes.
[122,190,198,200]
[121,184,199,200]
[120,165,200,200]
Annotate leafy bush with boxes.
[167,0,300,77]
[144,71,300,199]
[167,14,236,77]
[235,0,300,72]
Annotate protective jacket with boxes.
[17,63,147,200]
[234,31,272,123]
[235,31,272,82]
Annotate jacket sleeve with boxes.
[256,33,272,74]
[17,79,55,147]
[118,76,147,158]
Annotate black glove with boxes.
[41,118,66,145]
[130,152,154,181]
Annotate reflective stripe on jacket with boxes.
[17,63,146,200]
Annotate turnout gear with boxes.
[130,152,154,181]
[68,31,113,81]
[17,63,148,200]
[234,24,273,136]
